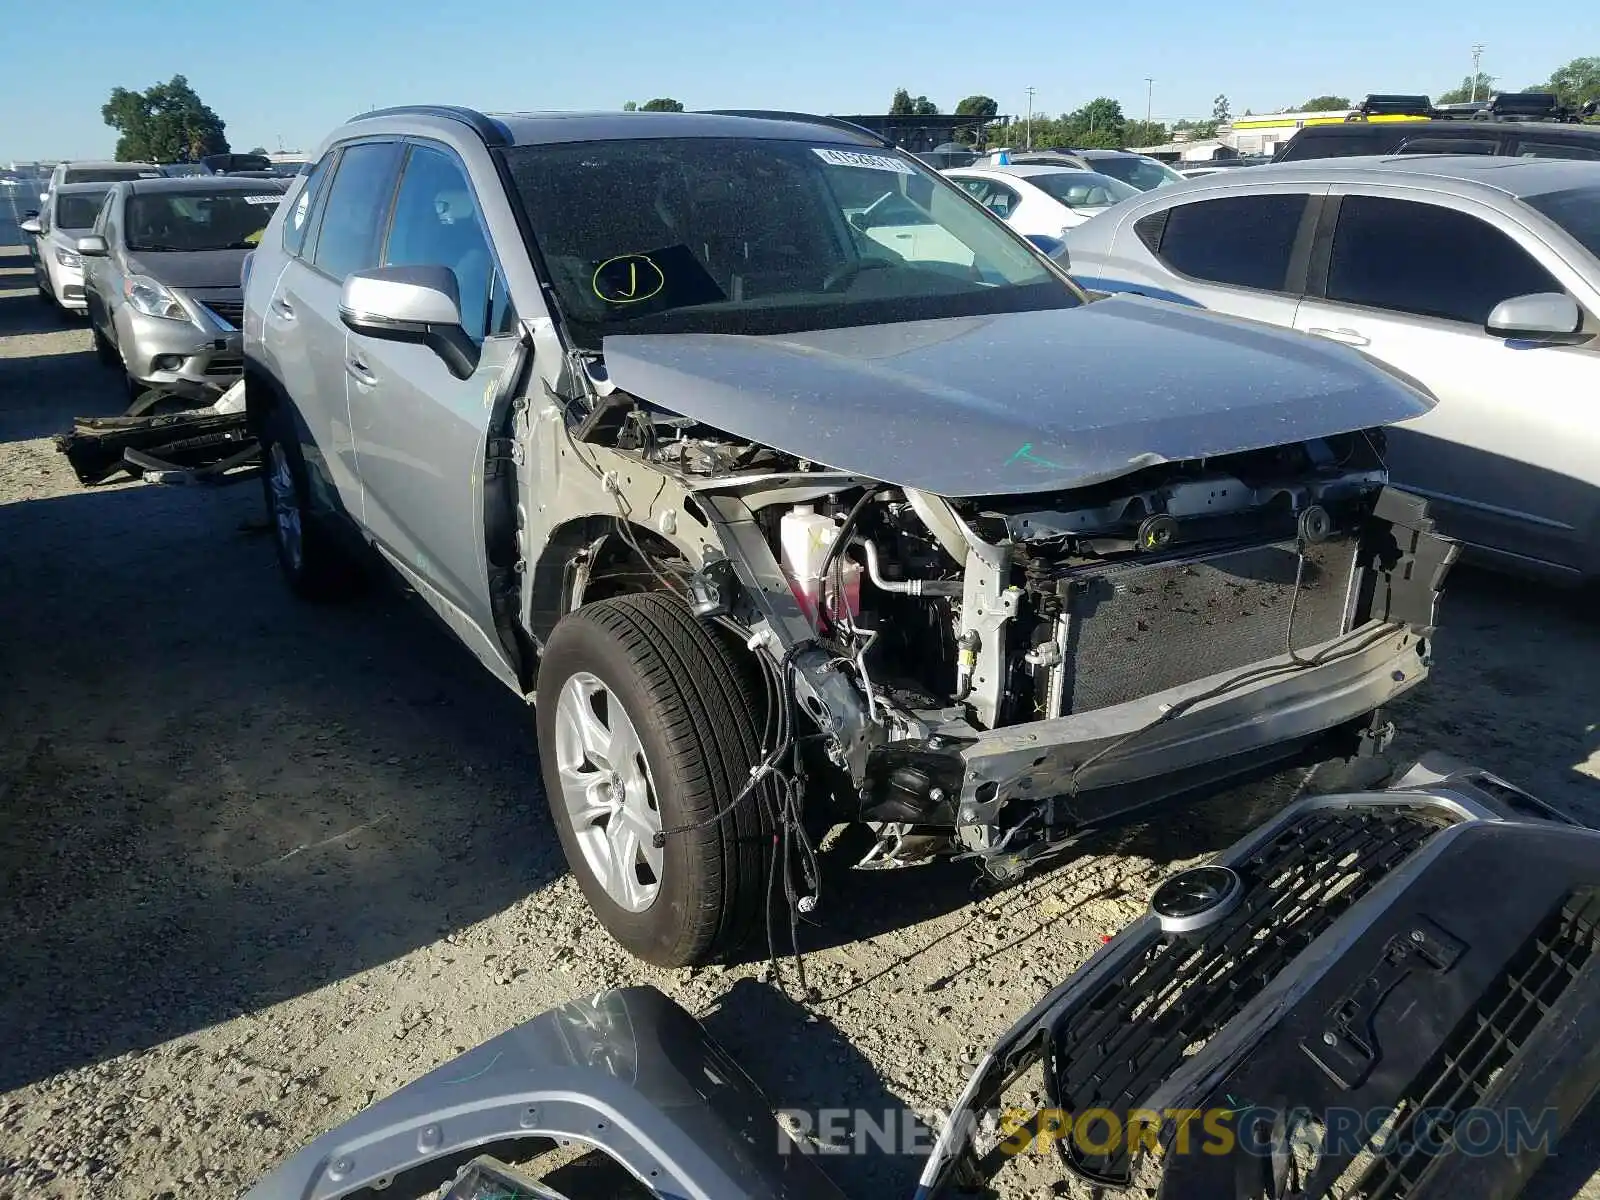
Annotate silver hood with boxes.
[602,297,1433,497]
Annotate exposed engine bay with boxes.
[566,380,1456,882]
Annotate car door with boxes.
[264,141,402,525]
[1293,189,1600,574]
[1103,187,1327,324]
[345,140,520,664]
[81,187,121,335]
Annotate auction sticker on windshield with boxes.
[244,195,282,205]
[812,148,914,173]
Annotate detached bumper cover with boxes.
[245,985,843,1200]
[920,760,1600,1198]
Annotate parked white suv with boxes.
[1065,155,1600,582]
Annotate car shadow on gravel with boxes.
[701,977,929,1195]
[0,480,563,1092]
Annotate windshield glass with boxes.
[1028,171,1141,209]
[1524,186,1600,259]
[64,166,158,185]
[56,190,109,230]
[502,137,1078,350]
[124,190,283,252]
[1087,156,1184,190]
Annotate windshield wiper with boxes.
[129,244,187,252]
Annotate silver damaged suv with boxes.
[242,106,1456,967]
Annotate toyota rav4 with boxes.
[242,106,1454,966]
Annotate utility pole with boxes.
[1145,78,1154,125]
[1024,86,1036,150]
[1470,43,1485,103]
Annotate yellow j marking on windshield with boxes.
[593,254,666,305]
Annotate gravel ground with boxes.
[1,240,1597,1199]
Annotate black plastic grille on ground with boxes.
[1045,805,1450,1184]
[1341,888,1600,1199]
[1061,537,1358,713]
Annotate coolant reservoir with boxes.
[779,505,860,629]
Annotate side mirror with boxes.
[19,218,41,235]
[1485,292,1586,341]
[75,235,109,258]
[339,265,479,380]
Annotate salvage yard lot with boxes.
[1,239,1598,1199]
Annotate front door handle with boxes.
[346,357,378,387]
[1307,326,1370,347]
[270,296,295,320]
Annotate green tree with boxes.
[1545,57,1600,107]
[1122,119,1168,147]
[102,74,229,162]
[639,97,684,112]
[622,100,638,112]
[1437,73,1496,104]
[889,88,914,116]
[1212,94,1232,124]
[1300,95,1352,110]
[910,95,939,116]
[955,94,999,121]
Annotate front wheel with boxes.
[536,593,773,967]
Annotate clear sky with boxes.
[0,0,1582,161]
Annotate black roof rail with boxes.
[345,105,512,147]
[697,109,893,147]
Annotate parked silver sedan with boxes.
[78,175,288,397]
[18,182,111,314]
[1065,155,1600,582]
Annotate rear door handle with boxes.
[346,356,378,387]
[270,296,295,320]
[1307,326,1370,347]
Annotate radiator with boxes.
[1060,537,1358,714]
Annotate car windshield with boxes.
[1523,186,1600,259]
[1027,171,1141,209]
[56,190,109,229]
[501,137,1078,350]
[124,190,283,252]
[65,167,158,185]
[269,161,308,177]
[1087,156,1185,190]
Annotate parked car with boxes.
[1275,103,1600,164]
[18,182,112,314]
[1064,154,1600,582]
[80,175,288,398]
[988,148,1186,190]
[243,106,1451,967]
[38,158,160,204]
[944,164,1139,239]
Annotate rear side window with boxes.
[1150,194,1308,291]
[1326,196,1563,324]
[1278,128,1398,162]
[282,153,332,258]
[311,142,401,280]
[1516,140,1600,162]
[1397,137,1497,155]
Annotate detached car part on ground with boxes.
[242,108,1456,969]
[245,763,1600,1200]
[921,756,1600,1199]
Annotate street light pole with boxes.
[1145,78,1154,125]
[1470,43,1485,103]
[1025,86,1036,150]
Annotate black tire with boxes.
[256,402,362,601]
[91,320,117,366]
[536,593,773,967]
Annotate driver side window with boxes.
[382,144,503,343]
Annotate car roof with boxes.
[60,160,155,170]
[951,164,1125,184]
[52,181,118,195]
[122,175,291,195]
[373,108,885,148]
[1158,154,1600,200]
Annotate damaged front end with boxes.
[567,327,1455,881]
[918,759,1600,1199]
